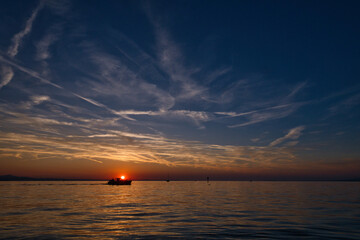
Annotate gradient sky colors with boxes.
[0,0,359,180]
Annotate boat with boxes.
[108,178,132,185]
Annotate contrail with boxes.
[0,55,127,118]
[1,0,44,90]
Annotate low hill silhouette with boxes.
[0,175,103,181]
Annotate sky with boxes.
[0,0,359,180]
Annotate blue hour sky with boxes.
[0,0,359,180]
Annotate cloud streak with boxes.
[2,0,47,90]
[7,0,45,58]
[0,56,120,115]
[36,31,60,61]
[113,109,210,122]
[0,65,14,89]
[219,103,302,128]
[0,54,63,89]
[269,126,305,147]
[0,129,299,170]
[144,9,209,102]
[0,54,210,127]
[22,95,50,109]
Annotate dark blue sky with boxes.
[0,0,359,179]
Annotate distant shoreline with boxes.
[1,175,359,182]
[0,175,105,181]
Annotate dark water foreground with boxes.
[1,181,359,239]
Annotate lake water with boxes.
[1,181,359,239]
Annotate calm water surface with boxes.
[1,181,359,239]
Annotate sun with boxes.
[120,176,125,180]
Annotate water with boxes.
[1,181,359,239]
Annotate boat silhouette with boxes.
[108,178,132,185]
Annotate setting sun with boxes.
[120,176,125,180]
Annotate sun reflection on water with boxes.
[0,181,359,239]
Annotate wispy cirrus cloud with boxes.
[155,29,207,101]
[285,81,307,100]
[113,109,211,128]
[72,41,214,128]
[269,126,305,147]
[0,52,210,129]
[36,28,61,61]
[83,49,175,111]
[0,56,124,117]
[3,0,69,90]
[76,39,307,129]
[217,103,302,128]
[329,93,360,114]
[204,67,232,85]
[216,104,291,118]
[31,95,50,104]
[0,129,299,169]
[0,65,14,89]
[7,0,45,58]
[144,8,209,102]
[229,106,300,128]
[22,95,50,109]
[213,79,309,128]
[0,89,300,170]
[0,55,64,89]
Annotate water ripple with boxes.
[0,181,359,239]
